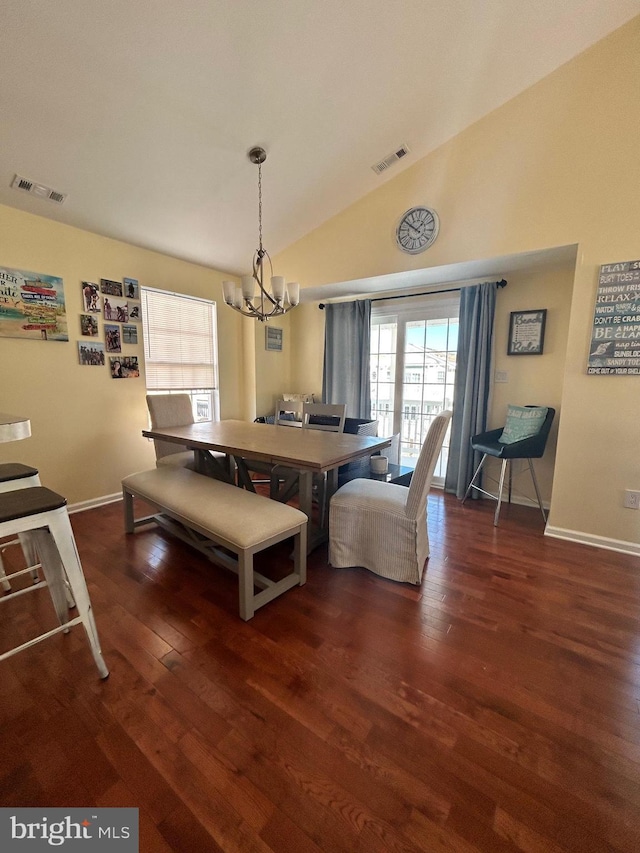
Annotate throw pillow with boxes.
[498,405,548,444]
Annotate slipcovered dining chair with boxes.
[329,410,452,584]
[462,404,555,526]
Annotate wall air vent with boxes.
[11,174,67,204]
[371,144,410,175]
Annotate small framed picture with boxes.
[127,300,141,322]
[81,281,100,313]
[100,278,123,297]
[103,296,129,322]
[80,314,99,336]
[123,277,139,299]
[104,323,122,352]
[507,309,547,355]
[110,355,139,378]
[265,325,283,352]
[122,324,138,345]
[78,341,105,365]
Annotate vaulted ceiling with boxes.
[3,1,639,275]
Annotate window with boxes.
[371,293,458,484]
[141,288,219,421]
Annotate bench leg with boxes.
[238,550,254,621]
[294,524,307,586]
[123,487,135,533]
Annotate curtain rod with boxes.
[318,279,507,309]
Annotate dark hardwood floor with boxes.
[1,491,640,852]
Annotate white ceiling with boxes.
[2,1,639,277]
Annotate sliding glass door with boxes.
[370,295,458,483]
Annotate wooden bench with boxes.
[122,467,307,620]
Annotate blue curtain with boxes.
[322,300,371,419]
[445,282,497,498]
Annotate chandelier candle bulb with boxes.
[241,275,256,301]
[271,276,286,302]
[222,280,236,305]
[287,282,300,306]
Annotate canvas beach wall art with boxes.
[0,267,68,341]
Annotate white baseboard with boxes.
[68,492,122,515]
[545,525,640,557]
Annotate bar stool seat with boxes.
[0,462,39,486]
[0,486,108,679]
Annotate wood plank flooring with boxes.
[1,492,639,852]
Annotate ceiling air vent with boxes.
[371,144,410,175]
[11,174,67,204]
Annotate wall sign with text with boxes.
[507,309,546,355]
[588,260,640,375]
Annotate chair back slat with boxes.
[302,402,347,433]
[275,399,305,426]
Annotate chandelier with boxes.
[222,147,300,322]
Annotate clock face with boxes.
[396,206,439,254]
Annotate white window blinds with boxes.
[141,288,218,390]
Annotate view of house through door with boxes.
[370,294,459,484]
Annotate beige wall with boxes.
[275,17,640,550]
[487,262,573,506]
[253,311,293,419]
[0,204,246,504]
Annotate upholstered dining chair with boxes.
[243,399,306,490]
[461,404,555,526]
[147,393,229,477]
[329,410,452,584]
[302,402,346,526]
[260,402,348,515]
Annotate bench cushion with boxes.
[122,467,306,550]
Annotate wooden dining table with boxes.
[142,419,391,550]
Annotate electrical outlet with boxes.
[495,370,508,383]
[623,489,640,509]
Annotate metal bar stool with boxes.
[0,486,108,679]
[0,464,75,607]
[0,463,41,591]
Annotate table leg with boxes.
[195,450,236,484]
[298,470,328,552]
[298,471,313,520]
[234,456,257,492]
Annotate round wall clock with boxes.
[395,206,440,254]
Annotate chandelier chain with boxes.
[257,161,263,252]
